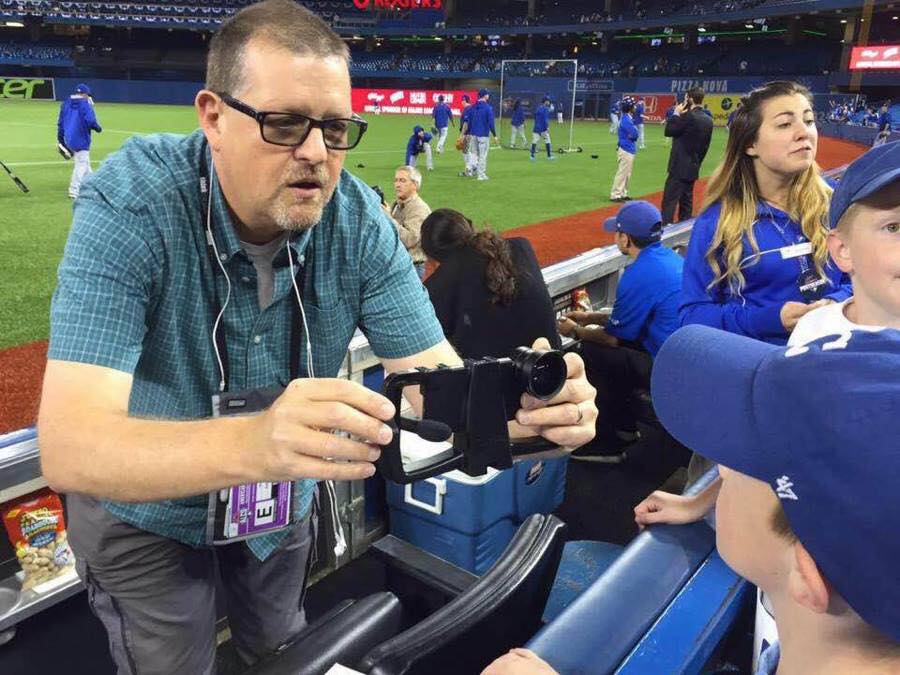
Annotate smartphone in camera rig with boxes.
[377,347,568,484]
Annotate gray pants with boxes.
[67,494,317,675]
[474,136,490,179]
[69,149,92,198]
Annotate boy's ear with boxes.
[826,230,854,275]
[788,542,831,614]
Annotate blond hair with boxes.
[701,81,832,297]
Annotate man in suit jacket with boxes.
[661,87,713,225]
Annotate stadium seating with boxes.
[0,40,73,66]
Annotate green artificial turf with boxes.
[0,99,728,348]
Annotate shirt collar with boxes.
[756,201,791,222]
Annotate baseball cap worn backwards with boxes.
[603,200,663,241]
[829,141,900,229]
[651,324,900,642]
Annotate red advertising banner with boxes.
[351,88,477,116]
[624,93,678,123]
[849,45,900,70]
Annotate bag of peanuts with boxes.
[3,489,75,591]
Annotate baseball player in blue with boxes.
[57,83,102,199]
[610,98,638,201]
[510,99,527,149]
[873,104,892,147]
[664,103,676,146]
[462,88,498,181]
[431,95,453,154]
[635,97,646,149]
[405,125,434,171]
[609,98,620,134]
[530,97,555,161]
[458,94,475,177]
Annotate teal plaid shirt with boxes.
[49,130,444,560]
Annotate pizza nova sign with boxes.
[0,77,56,100]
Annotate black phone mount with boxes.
[377,349,567,485]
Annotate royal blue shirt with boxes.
[405,132,431,165]
[634,102,645,125]
[606,242,684,357]
[466,100,496,138]
[511,104,526,126]
[617,113,638,154]
[57,95,102,152]
[611,100,620,115]
[680,201,853,345]
[533,105,551,133]
[432,102,452,129]
[879,111,892,132]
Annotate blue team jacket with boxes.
[533,106,551,133]
[466,101,496,138]
[511,104,525,126]
[879,112,892,132]
[405,129,432,165]
[57,95,102,152]
[680,201,852,344]
[606,242,684,357]
[432,102,452,129]
[617,114,638,154]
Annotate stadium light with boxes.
[4,21,24,27]
[840,19,847,24]
[698,26,706,32]
[744,23,754,29]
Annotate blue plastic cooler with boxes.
[387,432,568,574]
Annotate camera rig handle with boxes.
[377,369,464,484]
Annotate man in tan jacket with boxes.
[384,165,432,279]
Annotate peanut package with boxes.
[3,489,75,591]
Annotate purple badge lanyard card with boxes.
[199,142,307,545]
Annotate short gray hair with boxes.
[397,165,422,189]
[206,0,350,95]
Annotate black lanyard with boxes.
[198,142,306,392]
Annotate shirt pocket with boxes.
[301,297,357,378]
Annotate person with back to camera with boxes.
[557,201,683,460]
[421,208,563,359]
[37,2,599,673]
[510,98,527,149]
[679,80,852,348]
[661,86,713,226]
[431,94,453,154]
[383,165,431,281]
[610,97,639,202]
[463,88,500,181]
[57,83,102,199]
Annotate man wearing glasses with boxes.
[38,2,598,673]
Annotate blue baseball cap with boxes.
[652,325,900,642]
[603,200,663,241]
[75,83,91,95]
[413,125,424,134]
[829,141,900,229]
[437,94,444,102]
[478,88,490,98]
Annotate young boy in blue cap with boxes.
[484,327,900,675]
[635,141,900,528]
[558,200,683,458]
[57,83,103,199]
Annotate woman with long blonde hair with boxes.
[680,80,852,345]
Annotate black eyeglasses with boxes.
[219,93,368,151]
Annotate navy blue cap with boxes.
[462,94,470,102]
[652,325,900,642]
[437,94,444,101]
[829,141,900,229]
[413,125,424,134]
[478,88,490,98]
[603,200,663,240]
[75,83,91,95]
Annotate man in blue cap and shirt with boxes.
[57,83,102,199]
[558,200,683,456]
[461,88,499,180]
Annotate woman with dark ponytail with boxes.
[421,208,561,358]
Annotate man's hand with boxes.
[482,649,558,675]
[780,299,829,331]
[492,136,501,146]
[513,338,597,449]
[564,311,592,325]
[634,490,711,529]
[248,379,395,482]
[380,201,393,219]
[557,317,578,338]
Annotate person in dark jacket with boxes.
[57,83,102,199]
[661,86,713,225]
[421,208,561,359]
